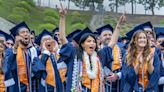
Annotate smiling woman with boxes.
[122,27,160,92]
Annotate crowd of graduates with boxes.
[1,5,164,92]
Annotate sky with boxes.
[34,0,164,15]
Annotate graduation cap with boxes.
[35,29,52,45]
[93,32,99,38]
[126,24,144,40]
[96,24,113,35]
[6,34,14,42]
[0,30,14,43]
[142,21,153,31]
[9,21,30,37]
[31,30,35,36]
[73,27,92,44]
[66,29,81,42]
[52,27,59,34]
[154,27,164,35]
[0,30,8,41]
[156,32,164,39]
[160,41,164,47]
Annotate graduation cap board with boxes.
[126,24,144,40]
[35,29,53,45]
[0,30,14,41]
[142,21,153,31]
[52,27,59,34]
[96,24,113,35]
[66,29,81,42]
[73,27,92,44]
[9,21,30,38]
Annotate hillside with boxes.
[0,0,164,35]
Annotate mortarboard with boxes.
[0,30,7,40]
[9,21,30,37]
[52,27,59,34]
[156,32,164,39]
[160,41,164,47]
[73,27,92,44]
[154,27,164,34]
[96,24,113,35]
[66,29,81,42]
[154,27,164,39]
[126,24,144,40]
[35,29,52,45]
[142,21,153,31]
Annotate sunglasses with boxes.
[6,42,14,46]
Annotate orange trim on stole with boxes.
[0,73,5,92]
[55,53,67,83]
[112,45,121,71]
[82,60,100,92]
[17,47,28,86]
[46,58,56,87]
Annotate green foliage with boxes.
[160,20,164,24]
[13,7,29,14]
[43,16,58,26]
[16,1,32,12]
[11,7,30,20]
[103,19,117,27]
[71,23,86,31]
[44,9,59,19]
[71,11,81,17]
[0,0,2,5]
[8,14,24,23]
[22,0,36,7]
[37,23,56,33]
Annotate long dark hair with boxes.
[77,33,98,61]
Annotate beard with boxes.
[20,39,29,47]
[103,39,110,46]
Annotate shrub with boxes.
[71,11,81,17]
[17,1,31,11]
[8,14,24,23]
[37,23,56,33]
[71,23,86,31]
[43,16,58,25]
[43,9,59,19]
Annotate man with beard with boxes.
[3,22,45,92]
[97,24,125,92]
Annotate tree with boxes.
[138,0,164,15]
[71,0,104,11]
[108,0,128,13]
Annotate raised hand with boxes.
[118,12,126,25]
[59,2,67,18]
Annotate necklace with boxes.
[83,51,98,79]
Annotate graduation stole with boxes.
[133,60,148,90]
[17,47,29,86]
[46,58,56,87]
[0,73,5,91]
[82,52,100,92]
[112,45,121,71]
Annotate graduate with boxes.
[52,27,62,48]
[58,4,126,92]
[35,29,64,92]
[96,23,126,92]
[121,25,160,92]
[0,33,6,92]
[154,27,164,91]
[3,21,45,92]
